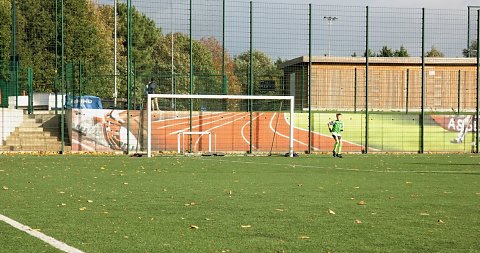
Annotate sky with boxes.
[97,0,480,59]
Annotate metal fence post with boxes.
[27,67,33,114]
[308,3,312,154]
[55,0,58,114]
[189,0,193,153]
[126,0,132,154]
[476,9,480,153]
[457,70,461,114]
[222,0,226,95]
[11,0,18,109]
[406,69,409,114]
[354,68,357,113]
[61,0,65,153]
[365,6,369,154]
[468,7,471,57]
[249,1,253,154]
[420,8,425,154]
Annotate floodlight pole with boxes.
[323,16,338,57]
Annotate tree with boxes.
[426,46,444,57]
[463,40,477,58]
[378,46,394,57]
[394,45,409,57]
[234,50,282,96]
[0,0,11,80]
[116,3,162,78]
[153,33,221,97]
[363,49,376,57]
[199,37,241,95]
[4,0,114,95]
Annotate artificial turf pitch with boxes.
[0,154,479,252]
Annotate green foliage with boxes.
[116,3,162,78]
[234,50,282,95]
[0,0,114,96]
[378,46,394,57]
[0,0,11,80]
[363,49,376,57]
[426,46,444,57]
[154,33,222,97]
[463,40,477,58]
[394,45,409,57]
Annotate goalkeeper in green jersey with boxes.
[327,113,344,158]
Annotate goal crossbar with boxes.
[147,94,295,157]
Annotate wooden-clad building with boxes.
[280,57,477,112]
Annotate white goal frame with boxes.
[147,94,295,157]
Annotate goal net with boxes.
[145,94,295,157]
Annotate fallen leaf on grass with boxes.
[420,212,430,216]
[354,219,362,224]
[298,235,310,239]
[437,219,445,224]
[2,186,8,190]
[406,182,412,184]
[57,203,66,207]
[241,225,251,228]
[357,200,367,205]
[328,209,336,215]
[87,200,93,203]
[189,224,199,229]
[79,207,87,211]
[275,209,285,212]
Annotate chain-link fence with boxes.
[0,0,478,154]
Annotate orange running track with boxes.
[150,112,363,153]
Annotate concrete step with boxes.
[1,145,64,152]
[9,132,59,138]
[5,138,61,146]
[15,127,48,133]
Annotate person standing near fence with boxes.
[327,113,344,158]
[146,78,159,110]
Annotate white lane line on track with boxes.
[169,113,241,135]
[269,113,319,151]
[152,112,223,123]
[240,113,264,149]
[192,112,253,148]
[156,112,234,130]
[0,214,85,253]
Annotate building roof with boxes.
[280,56,478,69]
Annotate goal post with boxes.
[146,94,295,157]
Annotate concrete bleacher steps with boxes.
[1,113,69,152]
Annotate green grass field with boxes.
[300,113,475,152]
[1,154,480,252]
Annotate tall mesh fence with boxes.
[0,0,478,154]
